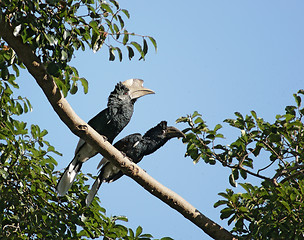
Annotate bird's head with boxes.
[144,121,185,140]
[122,79,155,100]
[108,79,154,107]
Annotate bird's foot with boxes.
[120,151,127,158]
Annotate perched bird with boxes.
[85,121,185,206]
[57,79,154,196]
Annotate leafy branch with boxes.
[177,90,304,187]
[0,4,236,240]
[177,90,304,238]
[0,0,156,97]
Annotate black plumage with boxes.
[85,121,185,206]
[57,79,154,196]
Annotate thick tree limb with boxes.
[0,20,237,240]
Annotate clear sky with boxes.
[16,1,304,239]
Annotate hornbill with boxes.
[57,79,154,196]
[85,121,185,206]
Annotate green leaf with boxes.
[135,226,143,237]
[229,174,237,187]
[290,193,297,201]
[298,89,304,95]
[280,200,291,212]
[12,64,20,77]
[92,31,101,52]
[115,215,128,222]
[214,124,222,132]
[215,133,224,138]
[117,15,125,29]
[23,101,29,113]
[194,117,204,124]
[148,36,157,52]
[47,62,60,77]
[113,23,119,34]
[214,200,229,208]
[269,133,281,142]
[251,110,257,120]
[40,129,48,137]
[285,105,296,116]
[116,47,122,61]
[101,3,113,15]
[220,208,234,220]
[109,47,115,61]
[227,214,236,226]
[129,228,134,238]
[131,41,144,59]
[141,233,154,238]
[70,82,78,94]
[25,98,33,112]
[80,78,88,94]
[121,9,130,18]
[293,93,301,108]
[143,38,148,56]
[109,0,120,9]
[192,111,201,118]
[8,74,18,88]
[176,116,189,123]
[16,102,23,114]
[89,20,99,33]
[235,112,243,119]
[123,30,129,45]
[127,46,134,60]
[239,183,254,193]
[240,168,247,179]
[1,66,9,80]
[232,168,239,181]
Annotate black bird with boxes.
[85,121,185,206]
[57,79,154,196]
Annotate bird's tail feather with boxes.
[97,157,109,169]
[57,157,82,196]
[85,176,103,206]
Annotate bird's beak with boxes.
[122,78,155,99]
[165,126,185,139]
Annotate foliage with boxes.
[0,79,169,239]
[177,90,304,239]
[0,0,157,96]
[0,1,171,239]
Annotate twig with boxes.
[257,159,277,175]
[280,169,304,184]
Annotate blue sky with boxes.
[17,1,304,239]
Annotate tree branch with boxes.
[0,19,237,240]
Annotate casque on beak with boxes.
[165,126,185,139]
[122,78,155,99]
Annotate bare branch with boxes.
[0,18,237,240]
[257,159,277,175]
